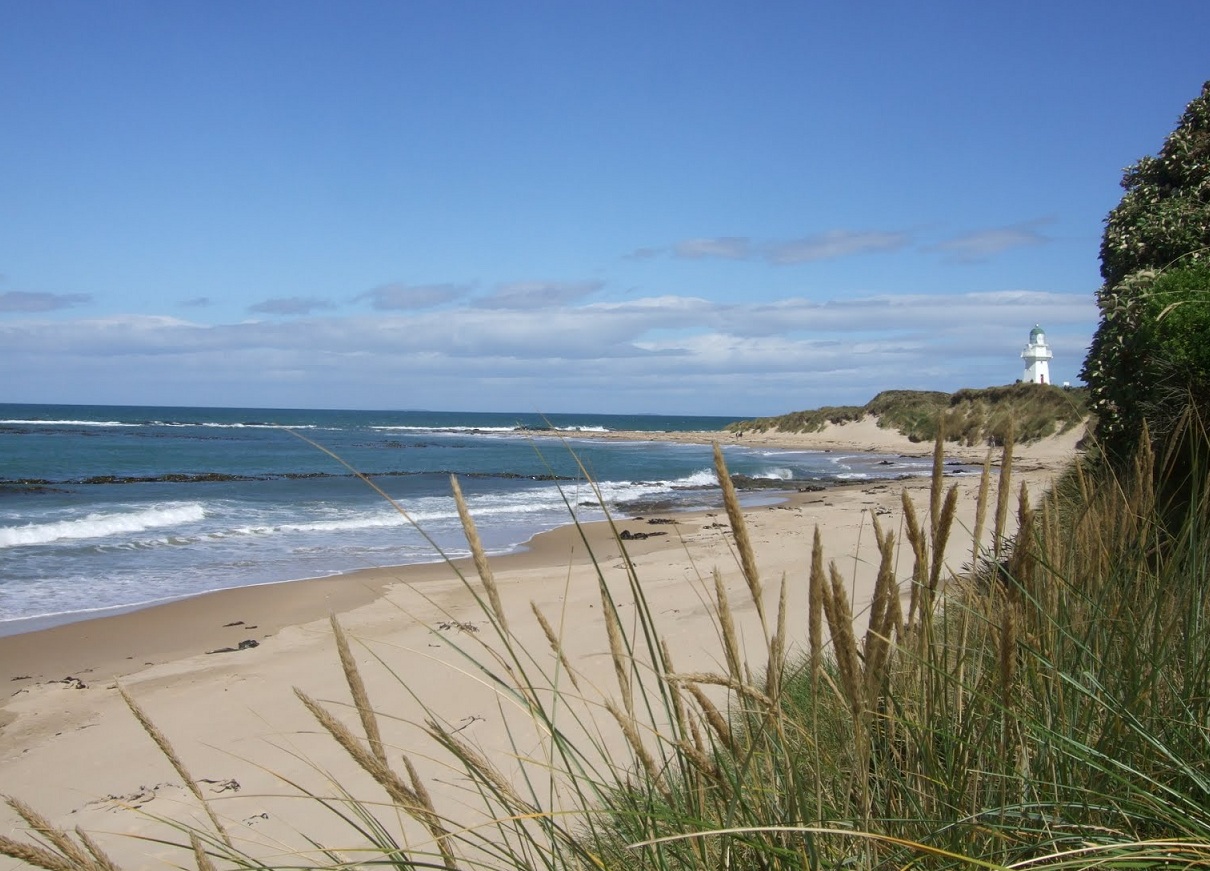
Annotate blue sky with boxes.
[2,2,1207,416]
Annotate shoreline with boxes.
[0,422,1084,867]
[0,509,717,683]
[0,420,1082,681]
[0,419,950,643]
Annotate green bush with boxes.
[1086,264,1210,460]
[1084,80,1210,461]
[1135,265,1210,435]
[1099,81,1210,290]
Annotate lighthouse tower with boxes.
[1021,324,1053,385]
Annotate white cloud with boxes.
[0,290,1096,413]
[712,290,1092,338]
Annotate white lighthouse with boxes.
[1021,324,1053,385]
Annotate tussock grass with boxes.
[5,420,1210,870]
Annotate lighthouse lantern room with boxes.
[1021,324,1053,385]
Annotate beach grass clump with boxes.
[5,423,1210,870]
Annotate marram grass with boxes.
[5,425,1210,870]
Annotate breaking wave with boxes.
[0,503,206,548]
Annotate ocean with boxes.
[0,404,934,636]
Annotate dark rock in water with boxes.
[878,460,894,465]
[797,484,826,493]
[0,482,59,496]
[728,474,802,491]
[617,497,690,514]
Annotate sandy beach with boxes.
[0,420,1084,868]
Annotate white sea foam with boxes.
[0,503,207,548]
[0,417,324,431]
[194,422,318,429]
[370,425,518,434]
[755,448,826,457]
[252,512,413,535]
[669,469,718,488]
[0,418,139,427]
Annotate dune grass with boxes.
[4,422,1209,869]
[728,384,1090,445]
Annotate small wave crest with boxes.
[193,421,317,429]
[0,418,139,427]
[370,425,519,434]
[230,512,411,537]
[0,503,206,548]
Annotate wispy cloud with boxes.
[0,291,91,313]
[247,297,335,316]
[767,230,910,264]
[637,230,911,264]
[476,280,604,310]
[673,237,752,260]
[727,290,1092,337]
[931,220,1051,263]
[179,296,212,308]
[358,282,470,310]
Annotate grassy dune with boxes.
[728,383,1091,446]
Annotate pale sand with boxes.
[0,421,1084,868]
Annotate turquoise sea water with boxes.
[0,404,936,635]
